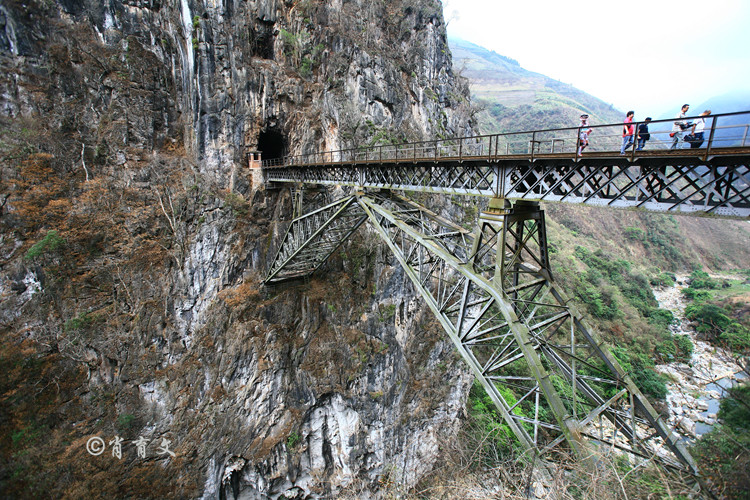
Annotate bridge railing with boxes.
[261,110,750,168]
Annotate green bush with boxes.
[25,230,65,260]
[646,307,674,330]
[63,312,101,332]
[720,324,750,351]
[649,271,676,288]
[687,270,720,290]
[223,192,248,217]
[654,334,693,363]
[117,414,135,431]
[611,346,667,400]
[685,302,750,352]
[299,56,313,78]
[674,334,694,360]
[692,383,750,496]
[623,226,645,242]
[286,431,301,450]
[467,380,522,460]
[682,287,711,301]
[719,383,750,430]
[620,273,658,315]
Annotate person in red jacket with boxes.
[620,110,635,155]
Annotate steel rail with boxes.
[262,110,750,168]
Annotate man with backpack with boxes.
[636,117,652,150]
[670,104,691,149]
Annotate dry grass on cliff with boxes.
[386,416,699,500]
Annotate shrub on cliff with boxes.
[692,381,750,497]
[686,303,750,352]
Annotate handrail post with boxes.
[459,137,463,161]
[434,139,439,161]
[413,141,417,163]
[530,131,536,162]
[704,115,718,161]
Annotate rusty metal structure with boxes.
[261,111,750,477]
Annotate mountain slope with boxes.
[450,38,624,133]
[687,90,750,116]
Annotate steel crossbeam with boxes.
[264,190,699,474]
[265,196,367,283]
[354,194,698,473]
[265,159,750,219]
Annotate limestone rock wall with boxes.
[2,0,472,181]
[0,0,475,498]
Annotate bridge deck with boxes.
[262,112,750,219]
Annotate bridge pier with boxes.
[264,186,700,479]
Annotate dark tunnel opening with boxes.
[257,129,287,161]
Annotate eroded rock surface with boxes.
[0,0,475,498]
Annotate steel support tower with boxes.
[265,191,697,475]
[262,113,750,477]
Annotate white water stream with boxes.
[653,275,744,439]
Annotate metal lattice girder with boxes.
[356,193,697,474]
[265,196,367,284]
[505,160,750,218]
[265,157,750,219]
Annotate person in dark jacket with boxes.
[636,117,652,150]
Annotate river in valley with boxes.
[653,275,745,439]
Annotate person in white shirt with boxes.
[670,104,691,149]
[577,114,593,156]
[689,110,711,149]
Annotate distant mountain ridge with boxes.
[449,38,624,134]
[674,90,750,118]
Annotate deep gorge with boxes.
[2,1,750,499]
[0,0,476,497]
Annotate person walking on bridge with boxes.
[689,110,711,148]
[636,117,652,150]
[670,104,691,149]
[620,111,635,155]
[577,114,592,156]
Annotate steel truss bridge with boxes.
[261,111,750,479]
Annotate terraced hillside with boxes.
[450,38,624,133]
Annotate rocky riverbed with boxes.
[654,275,744,439]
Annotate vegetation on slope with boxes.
[676,270,750,497]
[449,38,624,134]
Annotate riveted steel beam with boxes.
[264,189,699,476]
[265,158,750,218]
[265,196,367,284]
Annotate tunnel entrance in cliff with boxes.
[258,129,287,162]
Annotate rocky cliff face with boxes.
[0,0,474,498]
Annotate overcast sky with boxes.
[443,0,750,118]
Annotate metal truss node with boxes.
[260,118,750,483]
[265,190,699,477]
[265,196,367,284]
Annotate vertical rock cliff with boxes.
[0,0,475,498]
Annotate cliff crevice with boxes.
[0,0,475,498]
